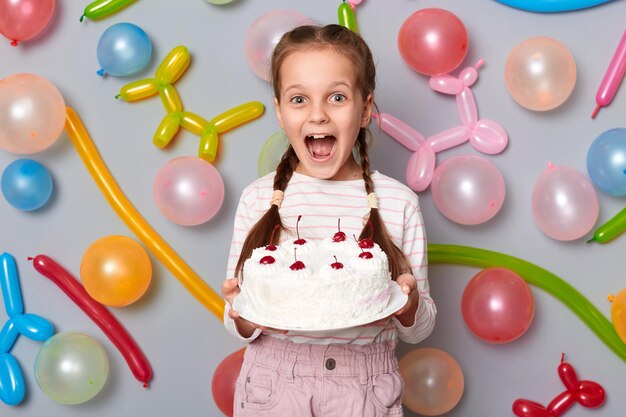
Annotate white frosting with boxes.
[240,237,392,329]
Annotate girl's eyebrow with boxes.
[284,81,353,94]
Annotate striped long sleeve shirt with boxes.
[224,170,436,345]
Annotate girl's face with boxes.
[274,47,373,181]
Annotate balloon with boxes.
[0,320,18,353]
[397,8,468,76]
[0,0,55,46]
[244,9,312,81]
[592,30,626,118]
[338,1,359,33]
[374,61,507,192]
[588,206,626,244]
[65,107,224,318]
[1,159,53,211]
[0,353,24,406]
[399,348,464,415]
[431,155,505,225]
[495,0,613,12]
[505,36,576,111]
[0,73,65,154]
[96,23,152,77]
[609,288,626,344]
[154,156,225,226]
[154,45,190,85]
[1,253,23,317]
[586,128,626,196]
[211,348,245,417]
[512,354,605,417]
[81,236,152,307]
[462,267,534,343]
[206,0,234,4]
[35,332,108,405]
[81,0,137,22]
[532,164,599,241]
[13,313,53,342]
[428,244,626,363]
[31,254,153,387]
[258,130,289,177]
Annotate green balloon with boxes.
[258,130,289,177]
[205,0,234,4]
[35,332,109,404]
[428,244,626,363]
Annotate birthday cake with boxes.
[237,224,395,330]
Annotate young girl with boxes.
[222,24,436,416]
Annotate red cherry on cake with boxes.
[358,251,373,259]
[358,238,374,249]
[294,215,307,245]
[331,255,344,270]
[333,218,347,242]
[265,224,280,251]
[290,247,305,270]
[260,255,275,264]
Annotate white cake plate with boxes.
[233,281,409,332]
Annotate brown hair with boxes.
[235,24,410,280]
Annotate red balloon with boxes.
[557,362,579,392]
[461,267,535,343]
[212,348,245,417]
[577,381,605,408]
[30,254,153,387]
[547,391,575,417]
[512,399,551,417]
[397,8,468,76]
[0,0,55,46]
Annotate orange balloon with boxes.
[610,288,626,344]
[399,348,464,416]
[81,236,152,307]
[504,36,576,111]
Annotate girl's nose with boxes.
[308,103,329,124]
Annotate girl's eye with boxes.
[330,94,347,103]
[290,96,306,104]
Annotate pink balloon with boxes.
[431,155,505,225]
[397,8,468,76]
[462,268,535,343]
[154,157,225,226]
[244,9,312,81]
[532,164,599,241]
[0,73,65,154]
[399,348,464,415]
[0,0,55,46]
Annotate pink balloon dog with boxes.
[374,60,508,192]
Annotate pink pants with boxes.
[233,336,404,417]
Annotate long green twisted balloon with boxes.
[428,244,626,362]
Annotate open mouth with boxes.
[305,134,336,161]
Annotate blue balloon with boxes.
[96,23,152,77]
[1,159,53,211]
[13,314,54,343]
[0,320,18,354]
[494,0,612,13]
[0,253,23,318]
[0,353,25,406]
[587,128,626,196]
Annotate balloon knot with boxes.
[586,237,596,244]
[80,14,85,22]
[591,104,600,119]
[475,59,485,70]
[115,94,121,100]
[547,162,554,169]
[143,382,149,389]
[560,352,565,363]
[10,40,17,47]
[97,69,105,77]
[27,257,34,261]
[608,294,615,302]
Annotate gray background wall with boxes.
[1,0,625,416]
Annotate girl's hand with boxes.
[394,273,419,326]
[221,277,288,336]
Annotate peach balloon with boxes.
[505,36,577,111]
[399,348,464,416]
[81,236,152,307]
[0,73,65,154]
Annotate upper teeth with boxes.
[309,134,327,139]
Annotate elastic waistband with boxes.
[244,336,398,384]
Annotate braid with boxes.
[356,132,411,280]
[234,145,298,279]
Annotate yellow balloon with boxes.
[210,101,265,133]
[610,288,626,344]
[159,84,183,113]
[117,79,159,102]
[399,348,464,416]
[504,36,576,111]
[65,107,224,318]
[155,46,190,84]
[81,236,152,307]
[153,113,181,148]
